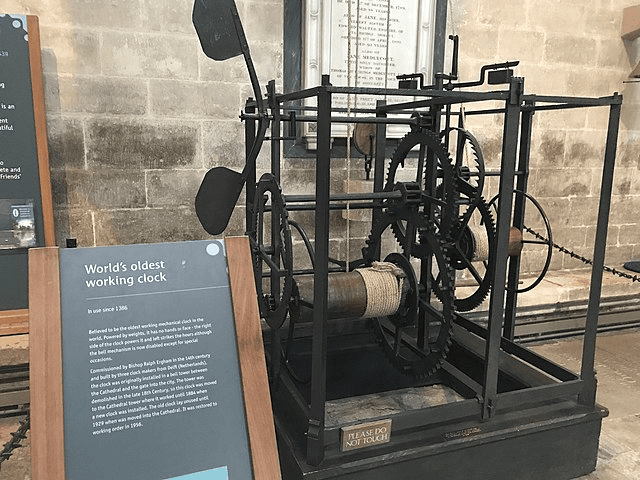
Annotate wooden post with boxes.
[29,247,65,480]
[0,309,29,336]
[28,15,55,247]
[226,236,281,480]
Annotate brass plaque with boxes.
[444,426,482,440]
[340,419,392,452]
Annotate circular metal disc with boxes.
[353,123,376,156]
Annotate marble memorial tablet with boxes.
[303,0,435,146]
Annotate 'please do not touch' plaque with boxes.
[340,419,392,452]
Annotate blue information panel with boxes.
[59,240,253,480]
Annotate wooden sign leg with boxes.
[226,236,281,480]
[29,247,65,480]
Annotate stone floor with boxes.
[0,333,29,480]
[0,413,30,480]
[532,331,640,480]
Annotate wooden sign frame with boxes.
[0,15,55,335]
[29,237,280,480]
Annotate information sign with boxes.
[59,240,254,480]
[0,14,54,330]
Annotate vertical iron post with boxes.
[266,80,283,382]
[373,100,387,237]
[268,80,281,181]
[283,0,301,95]
[432,0,448,81]
[244,99,257,231]
[503,101,534,339]
[482,78,523,419]
[307,78,332,466]
[579,97,622,406]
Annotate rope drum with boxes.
[357,262,406,318]
[467,225,490,262]
[295,261,409,320]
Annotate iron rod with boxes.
[454,314,579,382]
[373,100,388,243]
[307,82,332,466]
[244,100,257,231]
[285,191,401,202]
[504,105,534,339]
[286,202,377,211]
[482,78,523,419]
[330,86,510,101]
[432,0,448,83]
[377,94,510,113]
[440,362,483,396]
[579,98,621,406]
[249,89,621,113]
[261,202,378,212]
[241,113,415,125]
[496,380,584,412]
[484,169,527,177]
[522,93,622,106]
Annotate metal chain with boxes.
[0,411,30,471]
[523,225,640,283]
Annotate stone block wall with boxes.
[5,0,282,248]
[5,0,640,279]
[451,0,640,274]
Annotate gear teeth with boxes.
[431,178,496,312]
[385,130,459,254]
[363,167,456,379]
[249,173,295,329]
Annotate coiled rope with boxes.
[356,261,406,317]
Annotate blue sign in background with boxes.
[59,240,253,480]
[0,14,46,310]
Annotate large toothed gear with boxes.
[385,129,459,254]
[248,173,294,330]
[440,126,486,199]
[387,127,495,312]
[433,179,496,312]
[362,209,455,378]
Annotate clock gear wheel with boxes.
[247,173,294,330]
[361,208,455,378]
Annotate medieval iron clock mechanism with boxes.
[193,1,622,478]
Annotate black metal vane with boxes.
[193,0,268,235]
